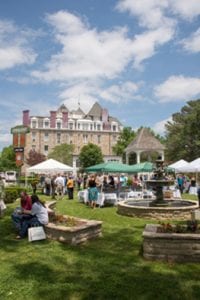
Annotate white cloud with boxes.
[32,11,134,81]
[0,20,37,70]
[100,81,140,103]
[180,28,200,53]
[32,9,176,82]
[116,0,172,29]
[169,0,200,20]
[152,117,172,135]
[154,75,200,102]
[131,26,175,69]
[116,0,200,25]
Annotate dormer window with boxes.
[44,118,50,128]
[31,118,37,129]
[56,119,62,129]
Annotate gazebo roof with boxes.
[125,128,165,153]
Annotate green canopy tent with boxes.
[128,162,153,173]
[85,162,134,174]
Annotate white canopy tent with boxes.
[168,159,189,172]
[177,158,200,173]
[27,159,73,174]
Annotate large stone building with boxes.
[21,102,123,171]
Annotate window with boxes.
[57,132,61,144]
[31,119,37,129]
[90,124,93,130]
[32,132,36,142]
[44,120,49,128]
[82,123,88,131]
[57,121,62,129]
[83,134,88,144]
[44,132,49,142]
[44,145,48,152]
[97,124,101,131]
[69,123,73,130]
[78,123,80,130]
[97,135,101,144]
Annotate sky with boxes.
[0,0,200,150]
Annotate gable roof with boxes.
[125,127,165,153]
[87,102,102,117]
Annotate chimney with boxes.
[102,108,108,123]
[62,111,68,128]
[50,111,56,128]
[23,110,30,126]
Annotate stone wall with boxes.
[143,224,200,262]
[117,200,198,220]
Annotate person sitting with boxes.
[15,194,48,239]
[11,191,32,231]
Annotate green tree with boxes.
[0,145,16,171]
[112,127,136,162]
[165,99,200,162]
[48,143,74,165]
[79,143,103,169]
[26,149,46,166]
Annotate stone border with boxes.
[143,224,200,262]
[117,199,198,220]
[45,201,102,245]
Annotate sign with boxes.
[11,126,30,134]
[14,147,24,152]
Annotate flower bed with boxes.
[45,201,102,245]
[142,224,200,262]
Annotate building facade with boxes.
[21,102,123,171]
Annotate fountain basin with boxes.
[117,198,198,220]
[143,224,200,262]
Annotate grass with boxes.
[0,192,200,300]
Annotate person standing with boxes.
[67,176,74,199]
[88,175,98,209]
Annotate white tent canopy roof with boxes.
[168,159,189,171]
[27,159,73,174]
[176,158,200,173]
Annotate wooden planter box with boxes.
[143,224,200,262]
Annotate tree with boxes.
[0,145,16,171]
[26,150,46,166]
[112,127,136,162]
[79,143,103,169]
[48,143,74,165]
[165,99,200,162]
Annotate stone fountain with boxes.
[117,157,198,220]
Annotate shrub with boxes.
[4,186,28,204]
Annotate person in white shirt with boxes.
[15,194,48,239]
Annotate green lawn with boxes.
[0,193,200,300]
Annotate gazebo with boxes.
[125,128,165,164]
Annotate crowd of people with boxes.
[1,170,200,239]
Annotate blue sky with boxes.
[0,0,200,150]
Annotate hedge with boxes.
[4,186,28,204]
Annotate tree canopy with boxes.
[165,99,200,162]
[26,149,46,166]
[112,127,136,162]
[79,143,103,169]
[48,143,74,165]
[0,145,16,171]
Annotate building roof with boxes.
[125,127,165,153]
[86,102,102,118]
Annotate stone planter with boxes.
[143,224,200,262]
[45,201,102,245]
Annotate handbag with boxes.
[28,226,46,242]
